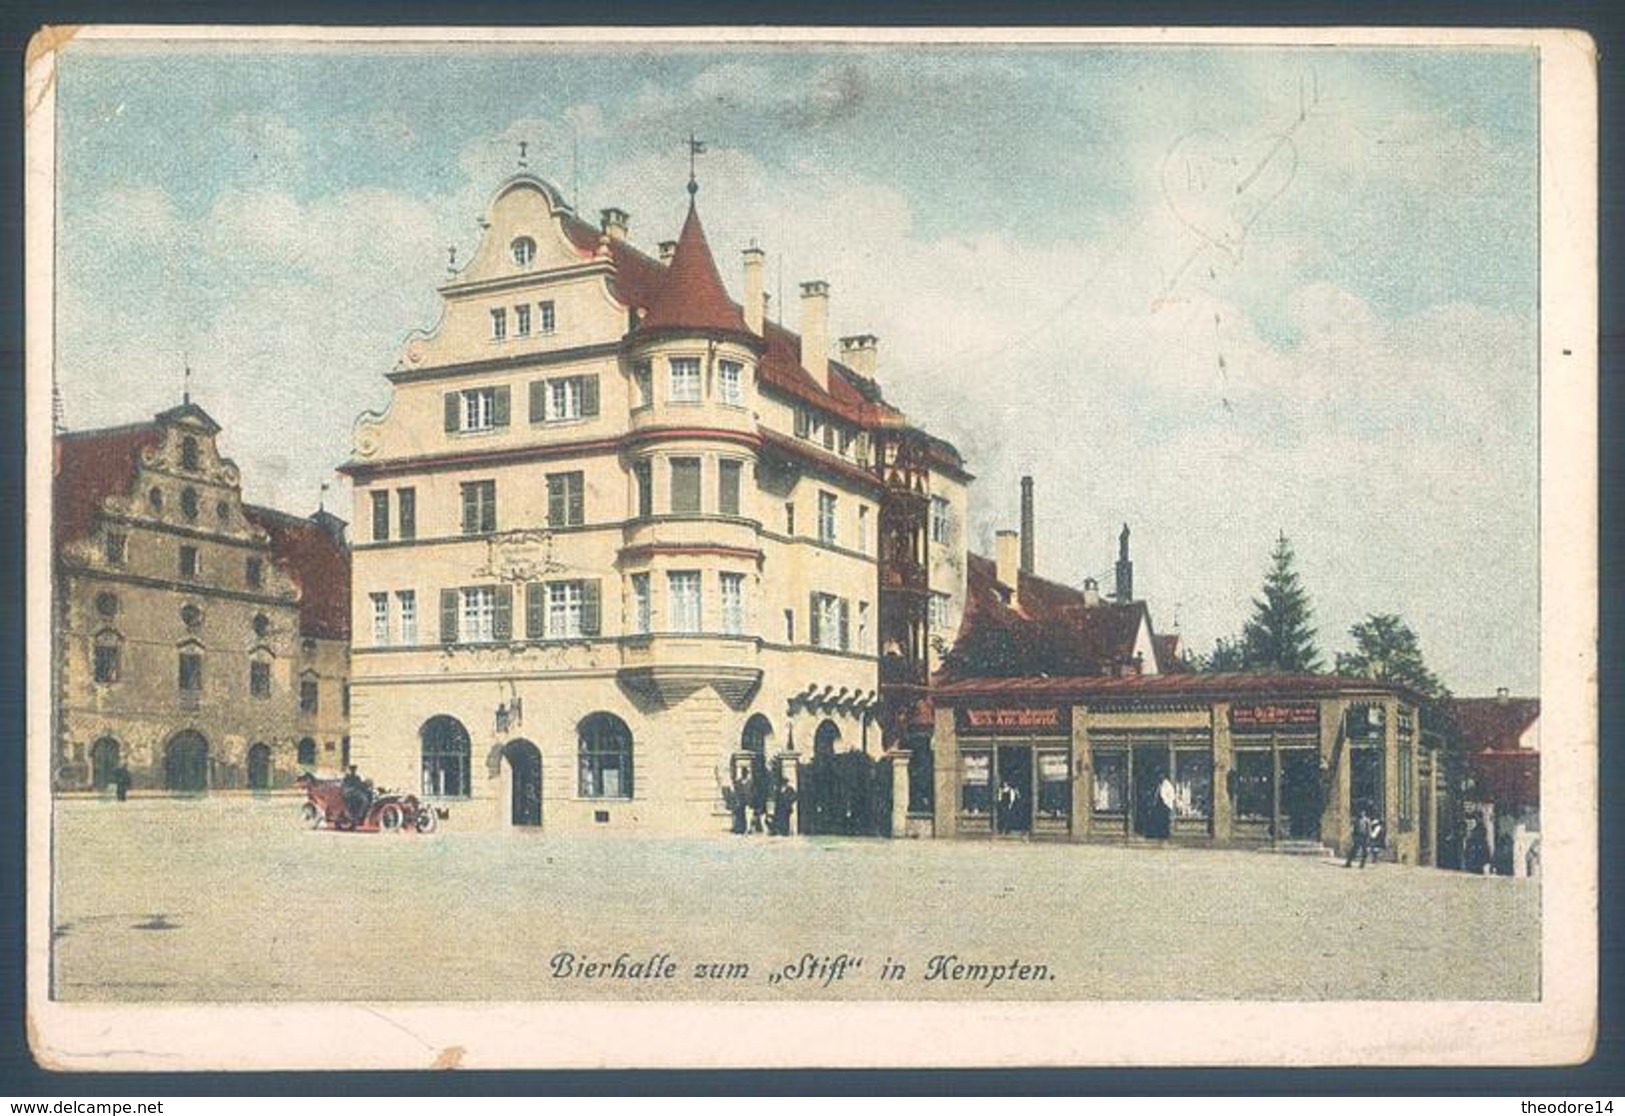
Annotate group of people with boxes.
[725,766,796,836]
[1344,805,1387,868]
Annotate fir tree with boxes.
[1335,613,1445,699]
[1240,532,1322,672]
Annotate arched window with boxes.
[246,743,272,790]
[297,737,317,767]
[578,712,633,799]
[742,714,774,756]
[92,630,122,685]
[420,715,471,797]
[511,236,536,267]
[180,436,199,471]
[814,719,842,759]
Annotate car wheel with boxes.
[415,808,438,834]
[299,802,322,830]
[378,803,405,831]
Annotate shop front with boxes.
[937,704,1074,839]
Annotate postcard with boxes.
[25,25,1597,1070]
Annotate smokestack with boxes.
[1020,476,1035,575]
[1083,578,1100,607]
[1115,523,1134,603]
[839,335,878,379]
[658,240,677,262]
[800,280,830,390]
[743,245,765,336]
[600,207,629,242]
[996,529,1021,610]
[1497,687,1510,704]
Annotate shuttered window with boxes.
[547,471,585,527]
[461,480,496,534]
[670,458,701,515]
[718,460,742,517]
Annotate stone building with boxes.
[53,401,351,793]
[341,167,970,834]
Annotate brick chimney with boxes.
[839,335,878,379]
[1020,475,1035,575]
[600,207,629,242]
[658,240,677,262]
[800,280,830,391]
[996,529,1021,610]
[743,245,766,336]
[1115,523,1134,603]
[1083,577,1100,607]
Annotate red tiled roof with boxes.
[243,505,352,641]
[1449,697,1540,752]
[53,423,162,547]
[936,671,1413,702]
[635,202,751,338]
[1467,749,1539,809]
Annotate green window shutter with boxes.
[494,585,513,641]
[526,583,545,639]
[547,475,565,528]
[839,598,851,652]
[808,592,820,646]
[461,485,477,534]
[568,472,585,526]
[529,380,546,423]
[444,392,460,433]
[581,579,602,636]
[493,385,511,428]
[440,589,459,644]
[482,481,497,533]
[581,375,600,417]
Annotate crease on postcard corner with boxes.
[24,26,79,118]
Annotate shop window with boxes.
[578,712,633,799]
[1037,750,1072,820]
[960,749,992,816]
[420,715,471,797]
[1233,750,1273,819]
[1174,750,1213,819]
[1092,751,1127,813]
[1398,743,1414,831]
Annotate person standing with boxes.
[1345,807,1373,868]
[112,764,131,802]
[1157,774,1177,839]
[772,776,797,837]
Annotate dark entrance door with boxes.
[164,731,209,793]
[246,743,272,791]
[1133,746,1171,837]
[90,737,120,790]
[995,746,1032,834]
[1279,749,1323,839]
[503,739,542,827]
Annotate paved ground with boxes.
[49,796,1540,1002]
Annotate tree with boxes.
[1186,635,1246,673]
[1240,532,1321,672]
[1334,613,1445,699]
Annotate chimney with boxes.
[1020,476,1035,575]
[658,240,677,262]
[1115,523,1134,603]
[800,280,830,390]
[743,245,766,336]
[996,529,1021,610]
[839,334,878,379]
[1083,577,1100,607]
[600,207,629,242]
[1497,687,1510,704]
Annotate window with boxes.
[342,684,351,716]
[460,586,497,643]
[397,488,416,540]
[490,307,507,341]
[250,660,271,698]
[297,737,317,766]
[631,574,651,635]
[858,506,870,554]
[793,407,810,439]
[578,713,633,799]
[1092,751,1128,813]
[1175,751,1214,819]
[547,581,583,638]
[103,531,127,567]
[784,609,795,642]
[718,459,742,517]
[1233,751,1273,820]
[371,490,390,542]
[371,592,390,646]
[784,502,796,536]
[530,375,599,424]
[669,357,701,403]
[181,603,203,631]
[633,460,653,518]
[547,471,585,528]
[549,377,581,420]
[511,237,536,266]
[930,496,950,544]
[632,361,653,408]
[179,652,203,692]
[460,480,497,534]
[858,601,870,653]
[179,545,199,579]
[668,571,701,633]
[1398,742,1414,831]
[929,591,950,632]
[180,487,199,521]
[148,486,164,512]
[1038,750,1072,820]
[180,436,199,471]
[961,750,992,816]
[514,303,531,337]
[810,592,849,651]
[718,360,744,406]
[823,423,836,451]
[217,501,230,524]
[817,491,838,546]
[95,592,119,618]
[398,590,417,644]
[253,613,270,637]
[300,678,319,713]
[421,715,471,797]
[669,458,701,515]
[461,387,498,431]
[538,300,556,334]
[94,643,120,684]
[720,572,745,635]
[246,556,263,588]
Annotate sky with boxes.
[50,36,1541,696]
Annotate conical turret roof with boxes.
[638,200,752,338]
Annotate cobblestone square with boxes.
[49,797,1540,1002]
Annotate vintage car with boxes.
[296,772,439,833]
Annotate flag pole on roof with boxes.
[687,132,707,198]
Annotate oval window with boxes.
[217,501,230,523]
[95,591,119,618]
[511,236,536,266]
[253,613,270,637]
[148,487,163,511]
[181,603,203,630]
[181,487,200,521]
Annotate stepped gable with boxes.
[243,504,352,641]
[53,422,162,547]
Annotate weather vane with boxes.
[518,140,528,169]
[686,133,708,196]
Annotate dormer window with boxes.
[511,237,536,267]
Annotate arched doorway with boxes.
[740,713,773,784]
[420,716,472,797]
[502,739,543,827]
[90,737,120,791]
[246,743,272,791]
[803,719,878,836]
[163,730,210,793]
[577,712,634,799]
